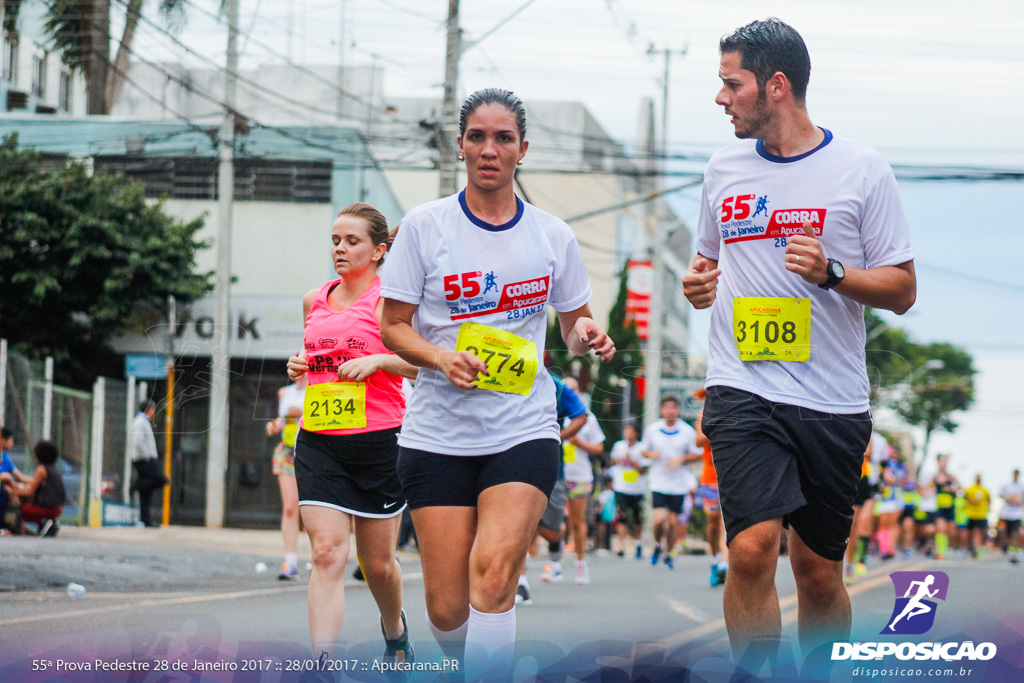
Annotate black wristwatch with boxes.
[818,258,846,290]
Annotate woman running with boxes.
[287,203,417,665]
[561,376,605,585]
[265,376,306,580]
[380,88,614,678]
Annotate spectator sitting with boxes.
[16,440,67,537]
[1,427,32,534]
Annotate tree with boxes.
[864,309,976,469]
[0,134,212,384]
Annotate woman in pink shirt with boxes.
[287,203,417,666]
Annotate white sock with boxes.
[518,574,529,589]
[577,559,587,569]
[427,611,468,661]
[285,552,298,568]
[711,553,721,567]
[465,605,516,681]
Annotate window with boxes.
[58,68,72,112]
[31,51,46,98]
[2,32,17,83]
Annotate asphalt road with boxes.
[1,528,1022,682]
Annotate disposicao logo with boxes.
[831,570,997,662]
[884,571,949,635]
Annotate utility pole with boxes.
[642,44,686,422]
[438,0,461,198]
[162,296,176,527]
[206,0,239,529]
[336,0,347,117]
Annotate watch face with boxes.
[831,261,845,279]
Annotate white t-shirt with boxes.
[999,481,1024,521]
[381,191,592,455]
[696,131,915,414]
[563,412,605,483]
[867,431,889,484]
[642,419,700,495]
[278,384,305,418]
[609,439,650,496]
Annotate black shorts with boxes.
[935,507,956,522]
[539,479,567,532]
[854,477,877,506]
[966,518,988,531]
[651,492,686,515]
[1003,519,1022,537]
[702,385,872,562]
[398,439,560,510]
[295,427,405,518]
[615,491,645,528]
[899,505,917,523]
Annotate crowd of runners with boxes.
[239,16,1022,681]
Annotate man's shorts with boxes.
[651,492,686,515]
[854,477,877,506]
[295,427,405,518]
[899,505,917,523]
[966,518,987,531]
[565,480,594,500]
[614,491,644,529]
[702,385,872,562]
[935,507,956,523]
[539,479,568,532]
[697,483,721,514]
[914,509,936,526]
[1002,519,1022,537]
[399,438,560,510]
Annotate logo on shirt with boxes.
[346,337,368,351]
[719,193,826,245]
[318,338,338,349]
[444,270,549,321]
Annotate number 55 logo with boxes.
[721,194,756,222]
[444,271,483,301]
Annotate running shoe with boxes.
[616,549,626,558]
[844,564,854,586]
[854,562,867,576]
[650,544,662,566]
[382,609,415,664]
[663,555,675,571]
[278,563,299,581]
[353,565,365,582]
[635,544,644,560]
[717,562,728,586]
[709,564,720,587]
[515,583,533,606]
[541,561,563,583]
[574,561,591,585]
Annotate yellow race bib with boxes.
[455,323,537,395]
[733,297,811,362]
[303,382,367,431]
[282,422,299,448]
[562,443,577,464]
[623,470,639,483]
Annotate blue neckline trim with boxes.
[659,427,680,436]
[459,190,524,232]
[756,128,833,163]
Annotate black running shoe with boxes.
[352,565,365,581]
[382,609,414,664]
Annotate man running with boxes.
[642,395,702,570]
[684,18,916,658]
[609,424,649,560]
[998,469,1023,563]
[964,474,991,559]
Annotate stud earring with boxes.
[458,153,465,161]
[516,159,523,166]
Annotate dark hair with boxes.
[336,203,397,265]
[661,394,681,407]
[622,423,639,435]
[720,18,811,102]
[140,400,156,413]
[1,427,12,440]
[34,440,59,465]
[459,88,527,141]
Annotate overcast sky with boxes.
[135,0,1024,495]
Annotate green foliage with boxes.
[593,268,643,444]
[0,134,212,381]
[865,308,976,467]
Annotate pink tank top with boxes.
[301,276,405,435]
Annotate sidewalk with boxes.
[56,524,314,559]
